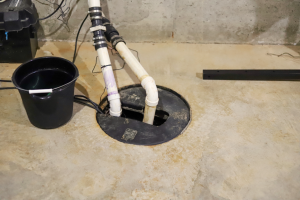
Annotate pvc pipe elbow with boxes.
[141,76,159,107]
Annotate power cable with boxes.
[73,13,89,63]
[0,87,17,90]
[45,0,71,31]
[38,0,65,20]
[0,80,12,82]
[267,52,300,59]
[74,95,104,114]
[0,79,16,90]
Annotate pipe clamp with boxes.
[90,25,106,32]
[90,16,102,20]
[88,10,102,13]
[93,36,105,41]
[93,41,106,46]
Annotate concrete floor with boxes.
[0,42,300,200]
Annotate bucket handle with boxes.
[29,89,53,94]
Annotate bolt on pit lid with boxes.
[0,0,39,32]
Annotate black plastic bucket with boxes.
[12,57,79,129]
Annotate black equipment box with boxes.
[0,0,39,63]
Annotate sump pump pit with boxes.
[96,85,191,145]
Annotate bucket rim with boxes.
[12,56,79,93]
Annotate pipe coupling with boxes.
[141,76,159,107]
[110,108,122,117]
[145,97,159,107]
[107,93,120,101]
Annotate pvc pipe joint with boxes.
[108,93,122,116]
[115,42,159,124]
[107,93,120,101]
[141,76,159,107]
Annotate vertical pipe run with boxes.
[96,48,121,116]
[87,4,158,124]
[88,0,121,117]
[88,0,100,7]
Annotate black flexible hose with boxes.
[74,95,104,114]
[38,0,65,21]
[73,13,89,63]
[74,99,103,113]
[0,79,16,90]
[75,96,99,110]
[0,87,17,90]
[73,99,98,110]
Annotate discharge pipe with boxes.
[88,0,122,117]
[102,17,159,125]
[116,43,159,124]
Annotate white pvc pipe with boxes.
[96,48,122,117]
[116,42,149,80]
[143,104,157,125]
[116,42,159,125]
[88,0,100,7]
[87,0,121,117]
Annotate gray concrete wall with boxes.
[34,0,300,45]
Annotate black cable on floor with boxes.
[74,95,104,114]
[0,87,17,90]
[73,13,89,63]
[38,0,65,21]
[0,79,16,90]
[267,52,300,59]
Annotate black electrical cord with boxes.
[74,95,104,114]
[99,88,106,105]
[71,14,109,113]
[74,96,101,113]
[45,0,71,31]
[38,0,65,21]
[267,52,300,59]
[0,79,16,90]
[73,13,89,63]
[0,87,17,90]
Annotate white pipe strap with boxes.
[90,25,106,32]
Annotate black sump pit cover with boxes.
[96,85,191,146]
